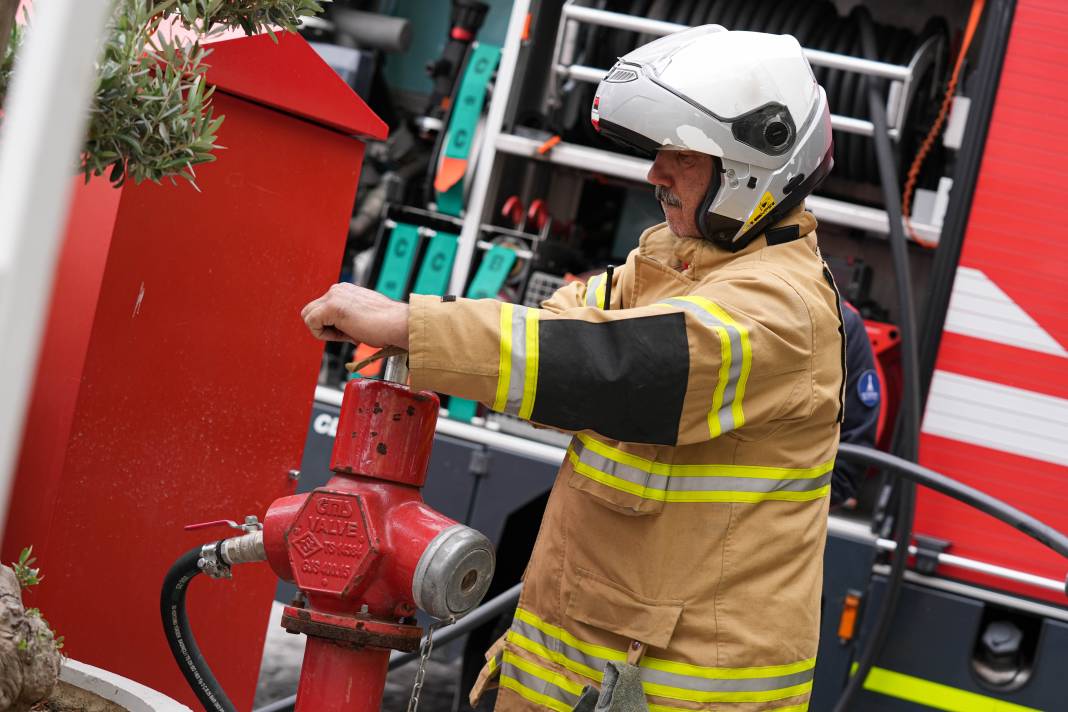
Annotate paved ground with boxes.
[253,602,460,712]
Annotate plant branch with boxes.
[0,0,16,67]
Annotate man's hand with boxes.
[301,283,409,350]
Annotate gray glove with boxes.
[572,661,649,712]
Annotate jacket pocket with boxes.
[566,436,666,516]
[565,567,683,649]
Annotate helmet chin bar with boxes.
[696,159,744,249]
[707,144,835,253]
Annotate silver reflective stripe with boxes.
[641,667,815,694]
[510,618,609,675]
[504,305,530,415]
[661,297,742,435]
[510,613,817,695]
[586,273,605,307]
[501,660,580,708]
[570,438,832,496]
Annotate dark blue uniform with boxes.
[833,303,881,505]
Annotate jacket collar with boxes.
[638,204,819,279]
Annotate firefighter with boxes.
[303,26,842,712]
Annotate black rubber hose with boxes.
[161,546,237,712]
[252,582,525,712]
[838,444,1068,563]
[832,9,922,712]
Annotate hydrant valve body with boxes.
[257,378,496,712]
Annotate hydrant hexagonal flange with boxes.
[285,490,380,599]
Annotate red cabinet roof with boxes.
[203,31,388,141]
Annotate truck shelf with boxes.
[494,132,942,245]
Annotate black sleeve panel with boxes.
[530,313,690,446]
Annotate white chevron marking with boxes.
[944,267,1067,357]
[922,370,1068,468]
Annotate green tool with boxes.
[374,223,421,300]
[447,396,479,423]
[466,245,516,300]
[447,241,517,422]
[412,232,458,296]
[434,43,502,215]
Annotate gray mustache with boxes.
[655,185,683,208]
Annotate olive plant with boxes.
[0,0,326,188]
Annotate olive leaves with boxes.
[1,0,326,189]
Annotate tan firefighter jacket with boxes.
[408,206,845,712]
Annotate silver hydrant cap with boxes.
[412,524,495,619]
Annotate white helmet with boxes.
[592,25,833,251]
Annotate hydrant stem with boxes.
[295,637,390,712]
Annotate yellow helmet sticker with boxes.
[744,191,776,230]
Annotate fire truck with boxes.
[289,0,1067,709]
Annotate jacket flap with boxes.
[565,568,683,649]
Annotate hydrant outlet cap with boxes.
[413,525,495,619]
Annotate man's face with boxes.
[646,149,715,238]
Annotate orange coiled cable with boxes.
[901,0,986,248]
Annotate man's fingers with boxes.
[318,326,355,343]
[300,292,330,320]
[303,302,340,339]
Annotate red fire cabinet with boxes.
[1,32,386,710]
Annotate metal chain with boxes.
[406,617,455,712]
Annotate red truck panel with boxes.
[917,0,1068,605]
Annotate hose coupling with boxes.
[199,530,267,579]
[193,510,268,580]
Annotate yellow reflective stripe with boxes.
[514,608,626,662]
[708,320,732,438]
[643,681,812,704]
[499,676,573,712]
[642,656,816,680]
[519,309,539,419]
[656,296,753,434]
[852,664,1041,712]
[575,434,832,480]
[509,638,812,706]
[505,651,587,696]
[516,608,815,694]
[493,303,513,412]
[674,295,752,429]
[487,655,499,673]
[649,704,807,712]
[585,273,605,307]
[507,630,603,682]
[569,448,831,503]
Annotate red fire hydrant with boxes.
[254,359,495,712]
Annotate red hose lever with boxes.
[183,519,243,532]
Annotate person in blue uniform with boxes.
[833,301,881,507]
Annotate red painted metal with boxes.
[204,31,388,140]
[262,378,458,712]
[295,637,390,712]
[916,0,1068,604]
[863,318,901,450]
[451,26,474,42]
[1,34,384,710]
[330,378,440,486]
